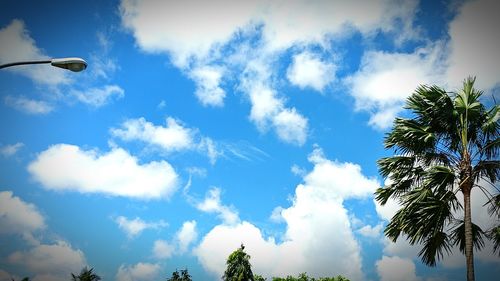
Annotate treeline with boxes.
[12,244,350,281]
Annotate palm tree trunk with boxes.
[463,186,475,281]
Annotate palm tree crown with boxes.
[71,267,101,281]
[375,77,499,281]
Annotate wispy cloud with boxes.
[114,216,167,239]
[0,19,71,86]
[5,95,54,115]
[196,187,239,225]
[0,142,24,157]
[69,85,124,108]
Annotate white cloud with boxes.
[287,51,335,92]
[0,142,24,157]
[4,95,54,115]
[116,262,161,281]
[0,191,45,238]
[152,239,174,260]
[8,240,86,281]
[198,137,222,165]
[118,0,419,141]
[114,216,167,239]
[196,187,239,225]
[190,65,226,107]
[290,164,306,177]
[70,85,124,107]
[356,223,383,239]
[119,0,418,65]
[269,206,285,223]
[111,117,194,152]
[272,108,308,146]
[27,144,179,199]
[376,256,421,281]
[345,43,445,130]
[374,179,401,222]
[176,220,198,253]
[111,117,223,163]
[0,20,70,86]
[195,147,379,280]
[242,63,309,145]
[260,0,418,51]
[119,0,259,67]
[446,0,500,90]
[247,83,283,130]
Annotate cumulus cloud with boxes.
[0,142,24,157]
[345,43,445,130]
[356,223,383,239]
[119,0,419,144]
[152,239,175,260]
[111,117,223,163]
[446,0,500,90]
[272,108,308,146]
[176,220,198,253]
[8,240,86,281]
[196,187,239,225]
[116,262,161,281]
[114,216,167,239]
[27,144,179,199]
[70,85,124,107]
[0,191,45,239]
[119,0,260,67]
[195,147,379,280]
[0,19,70,86]
[111,117,194,152]
[376,255,421,281]
[4,95,54,115]
[190,65,226,107]
[287,51,335,92]
[119,0,418,65]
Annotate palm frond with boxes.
[450,220,486,254]
[473,160,500,183]
[486,225,500,256]
[385,119,436,154]
[418,231,452,266]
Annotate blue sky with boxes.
[0,0,499,280]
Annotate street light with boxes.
[0,57,87,72]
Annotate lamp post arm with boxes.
[0,60,52,69]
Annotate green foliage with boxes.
[375,77,499,272]
[254,274,266,281]
[223,244,255,281]
[167,269,192,281]
[71,267,101,281]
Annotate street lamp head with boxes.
[51,57,87,72]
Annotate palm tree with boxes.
[71,267,101,281]
[375,77,499,281]
[223,244,255,281]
